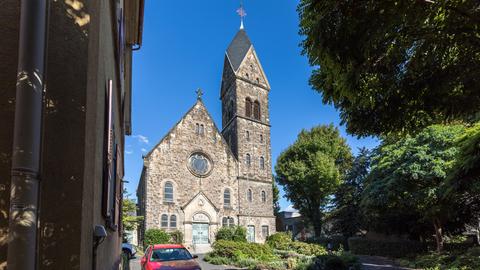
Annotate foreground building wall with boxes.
[0,0,144,269]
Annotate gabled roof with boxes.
[181,191,220,212]
[226,29,252,71]
[143,98,238,162]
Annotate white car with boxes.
[122,243,136,259]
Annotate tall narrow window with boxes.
[170,215,177,228]
[161,214,168,228]
[245,98,252,118]
[199,124,205,135]
[224,189,231,207]
[262,225,269,238]
[246,131,250,141]
[247,225,255,242]
[260,134,263,143]
[222,217,228,227]
[261,191,266,203]
[164,182,174,202]
[246,154,251,167]
[247,189,253,202]
[260,157,265,170]
[253,101,261,120]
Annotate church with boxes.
[137,25,275,251]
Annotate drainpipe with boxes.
[8,1,48,269]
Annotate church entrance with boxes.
[192,223,209,245]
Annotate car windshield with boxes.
[150,248,193,262]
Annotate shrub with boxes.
[144,229,170,246]
[266,232,293,250]
[290,242,327,256]
[315,236,348,251]
[311,254,361,270]
[215,226,247,242]
[169,230,184,244]
[211,240,278,262]
[348,237,425,258]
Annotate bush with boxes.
[311,254,361,270]
[215,226,247,242]
[169,230,184,244]
[266,232,293,250]
[211,240,278,262]
[348,237,425,258]
[290,242,327,256]
[144,229,171,246]
[315,236,348,251]
[396,247,480,270]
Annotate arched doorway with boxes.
[192,212,210,245]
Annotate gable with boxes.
[236,47,270,90]
[144,100,237,162]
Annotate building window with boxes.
[261,191,266,203]
[245,98,252,118]
[222,217,235,227]
[161,214,168,228]
[246,154,251,167]
[246,131,250,141]
[195,123,200,135]
[164,182,174,202]
[253,101,261,120]
[256,78,260,84]
[245,73,249,78]
[199,124,205,135]
[260,134,263,143]
[247,225,255,242]
[260,157,265,170]
[170,215,177,228]
[247,189,253,202]
[224,189,231,207]
[262,225,269,238]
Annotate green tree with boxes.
[298,0,480,136]
[272,179,281,215]
[362,125,466,251]
[122,190,143,235]
[331,148,371,238]
[275,125,352,238]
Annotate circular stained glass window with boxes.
[188,152,212,177]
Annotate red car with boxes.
[140,244,202,270]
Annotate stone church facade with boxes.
[137,28,275,250]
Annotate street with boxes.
[129,254,233,270]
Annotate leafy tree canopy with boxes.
[275,124,352,237]
[331,147,371,237]
[362,124,466,251]
[298,0,480,136]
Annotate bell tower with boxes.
[220,28,272,182]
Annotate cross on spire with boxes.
[196,88,204,100]
[236,1,247,30]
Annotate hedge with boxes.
[348,237,425,258]
[144,229,184,246]
[211,240,278,262]
[215,226,247,242]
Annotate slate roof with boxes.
[226,29,252,71]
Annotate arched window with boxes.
[256,78,260,84]
[161,214,168,228]
[246,154,251,167]
[260,157,265,170]
[222,217,235,227]
[260,134,264,143]
[253,101,261,120]
[164,182,174,202]
[224,189,231,207]
[247,189,253,202]
[195,123,200,135]
[246,131,250,141]
[261,191,266,203]
[199,124,205,135]
[170,215,177,228]
[245,98,252,118]
[245,73,249,78]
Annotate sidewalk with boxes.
[358,255,415,270]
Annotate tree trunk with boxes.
[433,219,444,252]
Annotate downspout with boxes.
[8,1,48,269]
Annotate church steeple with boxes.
[220,24,272,182]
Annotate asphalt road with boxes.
[129,255,234,270]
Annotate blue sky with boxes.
[124,0,379,210]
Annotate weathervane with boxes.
[196,88,204,100]
[236,1,247,30]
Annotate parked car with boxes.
[122,242,137,259]
[141,244,201,270]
